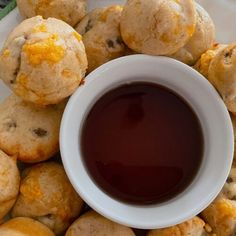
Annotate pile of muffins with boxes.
[0,0,236,235]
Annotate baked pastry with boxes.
[11,162,83,234]
[120,0,196,55]
[76,6,126,73]
[231,115,236,165]
[0,16,87,106]
[0,217,55,236]
[0,150,20,220]
[223,167,236,200]
[208,43,236,114]
[65,210,135,236]
[0,94,65,163]
[201,197,236,236]
[171,3,215,65]
[17,0,87,27]
[194,43,226,78]
[147,217,206,236]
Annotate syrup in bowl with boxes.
[81,82,204,205]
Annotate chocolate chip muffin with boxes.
[208,43,236,114]
[76,5,126,73]
[0,94,65,163]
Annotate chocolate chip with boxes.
[4,120,17,132]
[8,122,17,128]
[231,196,236,201]
[33,128,48,137]
[13,68,19,77]
[116,37,123,45]
[224,50,234,64]
[10,71,18,83]
[106,39,115,48]
[79,78,85,86]
[225,51,232,58]
[227,177,233,183]
[12,56,21,83]
[85,19,93,33]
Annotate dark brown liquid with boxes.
[81,82,203,205]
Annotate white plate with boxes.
[0,0,235,230]
[197,0,236,43]
[0,0,235,99]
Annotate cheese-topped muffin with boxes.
[0,217,55,236]
[202,197,236,236]
[171,3,215,65]
[0,16,87,106]
[194,43,226,78]
[147,217,207,236]
[120,0,196,55]
[208,43,236,114]
[12,162,83,234]
[17,0,87,27]
[0,150,20,220]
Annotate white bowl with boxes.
[60,55,234,229]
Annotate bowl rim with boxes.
[60,54,234,229]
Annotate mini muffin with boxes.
[171,3,215,65]
[0,150,20,220]
[194,43,226,78]
[208,43,236,114]
[0,94,65,163]
[0,217,55,236]
[17,0,87,27]
[11,162,83,234]
[65,211,135,236]
[76,6,126,73]
[120,0,196,55]
[201,197,236,236]
[147,217,206,236]
[231,115,236,164]
[223,167,236,200]
[0,16,87,106]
